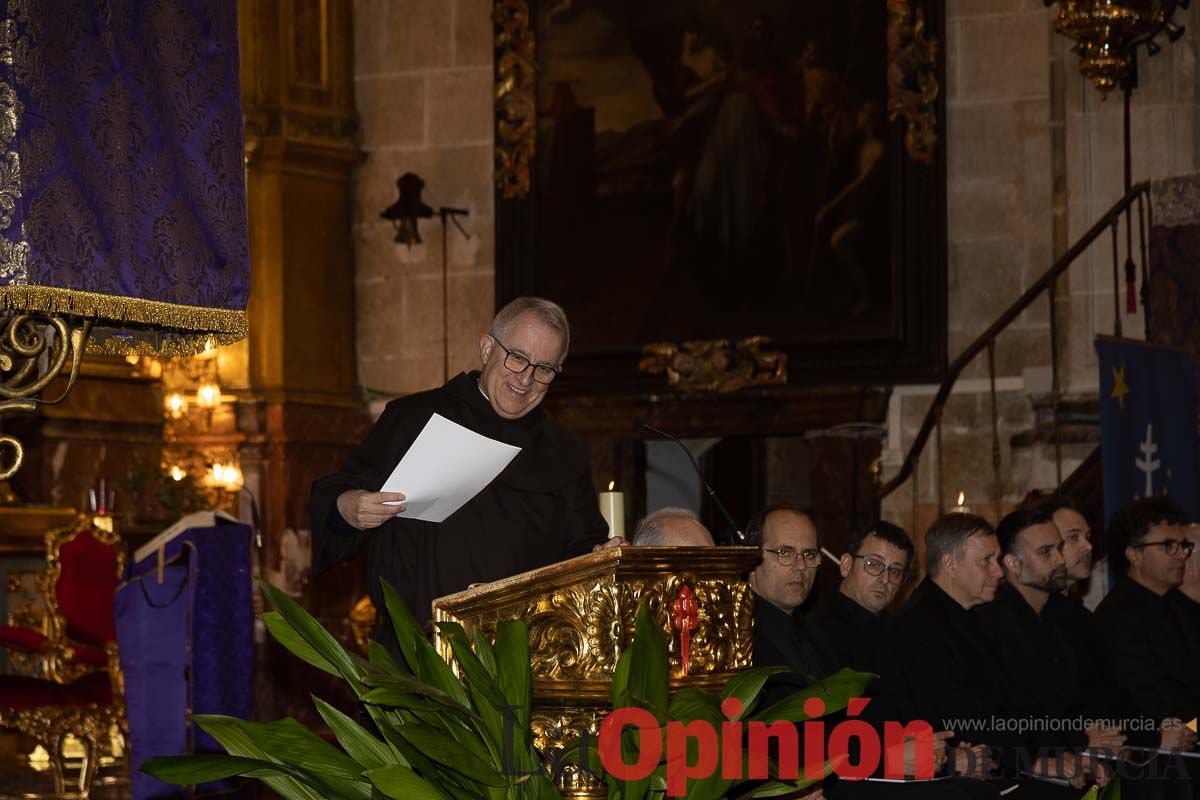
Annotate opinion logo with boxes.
[597,697,936,797]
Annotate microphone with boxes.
[634,418,745,543]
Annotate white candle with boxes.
[951,490,972,514]
[599,481,625,539]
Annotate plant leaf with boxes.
[472,627,497,677]
[312,696,395,771]
[751,668,874,724]
[664,688,728,800]
[1099,774,1122,800]
[380,579,473,708]
[368,639,409,674]
[625,601,669,723]
[189,715,337,800]
[437,622,510,712]
[259,581,366,689]
[140,754,294,784]
[394,723,509,787]
[718,667,791,719]
[262,612,342,678]
[367,765,451,800]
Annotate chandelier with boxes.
[1048,0,1189,95]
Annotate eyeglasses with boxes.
[762,547,821,568]
[853,555,909,584]
[1130,539,1196,557]
[490,336,560,385]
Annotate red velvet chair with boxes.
[0,514,127,798]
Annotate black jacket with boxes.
[975,583,1087,750]
[890,579,1028,765]
[308,371,608,648]
[1094,577,1200,723]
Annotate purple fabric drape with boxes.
[0,1,249,351]
[116,522,254,799]
[115,550,193,800]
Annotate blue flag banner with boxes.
[1097,337,1199,525]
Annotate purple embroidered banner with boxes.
[0,1,249,355]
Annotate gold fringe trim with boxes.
[0,285,246,358]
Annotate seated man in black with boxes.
[805,521,913,681]
[975,508,1114,786]
[1095,497,1200,792]
[891,513,1089,798]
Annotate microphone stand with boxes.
[634,418,745,544]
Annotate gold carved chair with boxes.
[0,514,128,798]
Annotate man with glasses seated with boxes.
[745,504,824,674]
[308,297,610,650]
[804,520,913,675]
[1095,497,1200,764]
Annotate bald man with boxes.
[631,507,714,547]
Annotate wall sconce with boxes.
[380,171,471,380]
[195,380,222,409]
[380,173,433,246]
[165,392,188,419]
[209,462,244,493]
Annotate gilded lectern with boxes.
[433,545,761,799]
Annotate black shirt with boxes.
[805,589,911,722]
[1168,588,1200,652]
[975,583,1087,750]
[308,371,608,649]
[1042,591,1158,748]
[890,578,1027,765]
[1094,577,1200,723]
[752,593,825,709]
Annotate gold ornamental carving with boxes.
[639,336,787,394]
[433,547,759,699]
[887,0,940,163]
[531,707,607,796]
[494,0,536,199]
[0,314,93,480]
[433,547,759,799]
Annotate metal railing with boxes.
[880,181,1153,518]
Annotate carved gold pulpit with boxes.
[433,546,760,798]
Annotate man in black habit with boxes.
[974,509,1116,783]
[1042,495,1199,800]
[1094,498,1200,796]
[891,513,1096,798]
[308,297,610,652]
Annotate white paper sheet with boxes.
[378,413,522,523]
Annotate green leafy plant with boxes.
[142,579,557,800]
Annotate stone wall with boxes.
[353,0,495,397]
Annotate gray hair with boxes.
[925,512,995,577]
[490,297,571,364]
[633,507,701,546]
